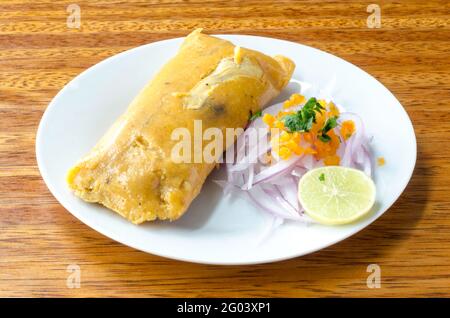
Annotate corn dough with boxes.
[67,29,295,224]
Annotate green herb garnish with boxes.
[318,134,332,142]
[322,116,338,133]
[318,116,338,143]
[281,97,324,133]
[319,173,325,182]
[249,110,262,121]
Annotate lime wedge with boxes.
[298,166,376,225]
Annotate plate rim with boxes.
[35,33,417,265]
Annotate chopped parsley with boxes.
[318,134,331,142]
[318,116,338,143]
[319,173,325,182]
[249,110,262,121]
[281,97,324,133]
[279,97,340,143]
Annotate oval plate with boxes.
[36,35,416,265]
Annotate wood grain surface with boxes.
[1,0,449,297]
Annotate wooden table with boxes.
[1,0,449,297]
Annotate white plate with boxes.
[36,34,416,265]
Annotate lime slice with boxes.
[298,166,376,225]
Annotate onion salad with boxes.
[215,80,374,225]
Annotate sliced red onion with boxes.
[243,164,255,190]
[297,154,322,170]
[228,132,271,172]
[338,112,373,176]
[247,185,300,220]
[359,145,373,177]
[291,166,307,178]
[217,88,374,225]
[252,155,302,185]
[275,179,300,213]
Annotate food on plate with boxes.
[220,92,376,225]
[298,166,376,225]
[66,29,295,224]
